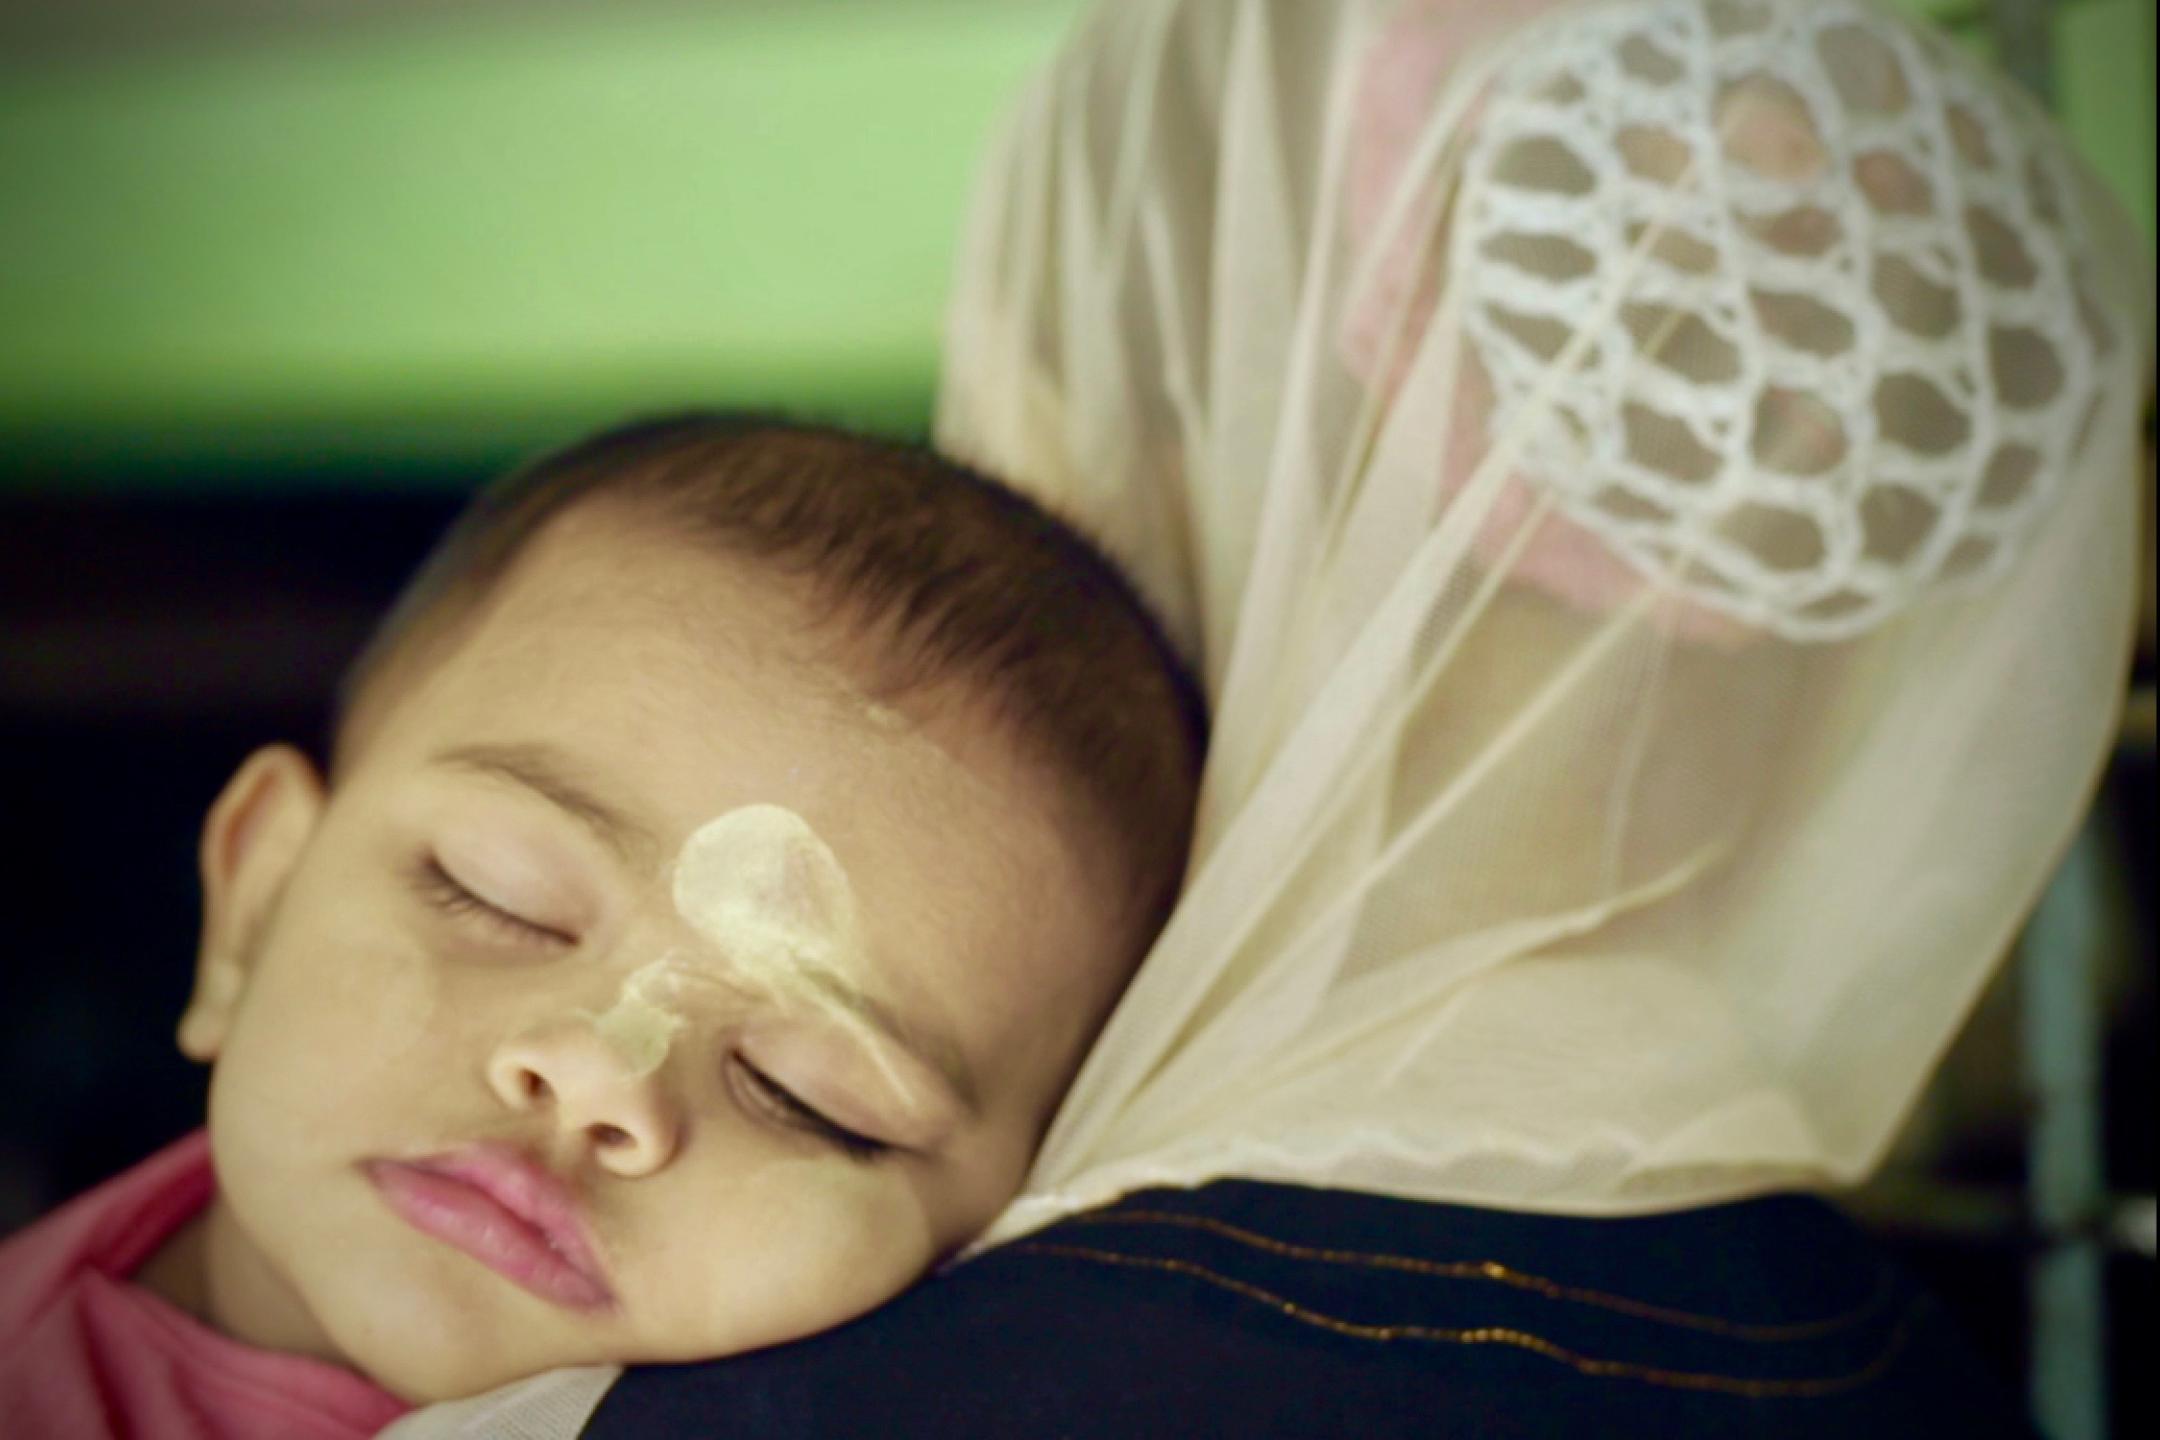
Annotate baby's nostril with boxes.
[590,1124,633,1149]
[523,1071,551,1103]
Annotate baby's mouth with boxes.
[361,1143,616,1312]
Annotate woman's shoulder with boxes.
[584,1181,2036,1439]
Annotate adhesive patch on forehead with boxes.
[672,804,863,989]
[670,805,921,1109]
[569,806,924,1107]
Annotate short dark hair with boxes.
[332,412,1208,960]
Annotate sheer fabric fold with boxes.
[938,0,2151,1250]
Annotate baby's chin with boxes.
[313,1253,920,1405]
[276,1236,606,1403]
[311,1276,601,1405]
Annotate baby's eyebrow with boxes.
[431,741,665,871]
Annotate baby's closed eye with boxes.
[408,853,575,949]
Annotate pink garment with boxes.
[0,1130,411,1440]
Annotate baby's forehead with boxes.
[410,534,1079,893]
[497,505,819,644]
[419,525,872,754]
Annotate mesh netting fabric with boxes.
[938,0,2150,1251]
[1442,0,2115,639]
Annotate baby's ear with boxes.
[179,745,326,1062]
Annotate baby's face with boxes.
[179,506,1127,1401]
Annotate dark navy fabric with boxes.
[582,1182,2035,1438]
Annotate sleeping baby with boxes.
[0,414,1206,1435]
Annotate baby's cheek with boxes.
[632,1161,942,1360]
[232,916,427,1085]
[321,946,443,1076]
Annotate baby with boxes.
[0,414,1206,1431]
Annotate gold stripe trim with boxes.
[1066,1209,1889,1341]
[1011,1241,1916,1399]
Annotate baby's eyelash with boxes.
[410,856,571,947]
[732,1058,891,1164]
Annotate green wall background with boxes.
[0,0,2150,490]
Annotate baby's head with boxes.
[173,415,1205,1401]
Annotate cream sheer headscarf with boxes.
[941,0,2152,1251]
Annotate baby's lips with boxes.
[405,1140,614,1295]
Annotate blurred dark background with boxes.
[1,1,2152,1436]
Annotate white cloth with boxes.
[939,0,2151,1250]
[373,1366,617,1440]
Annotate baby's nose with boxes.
[487,1025,682,1178]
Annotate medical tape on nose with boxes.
[577,956,689,1079]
